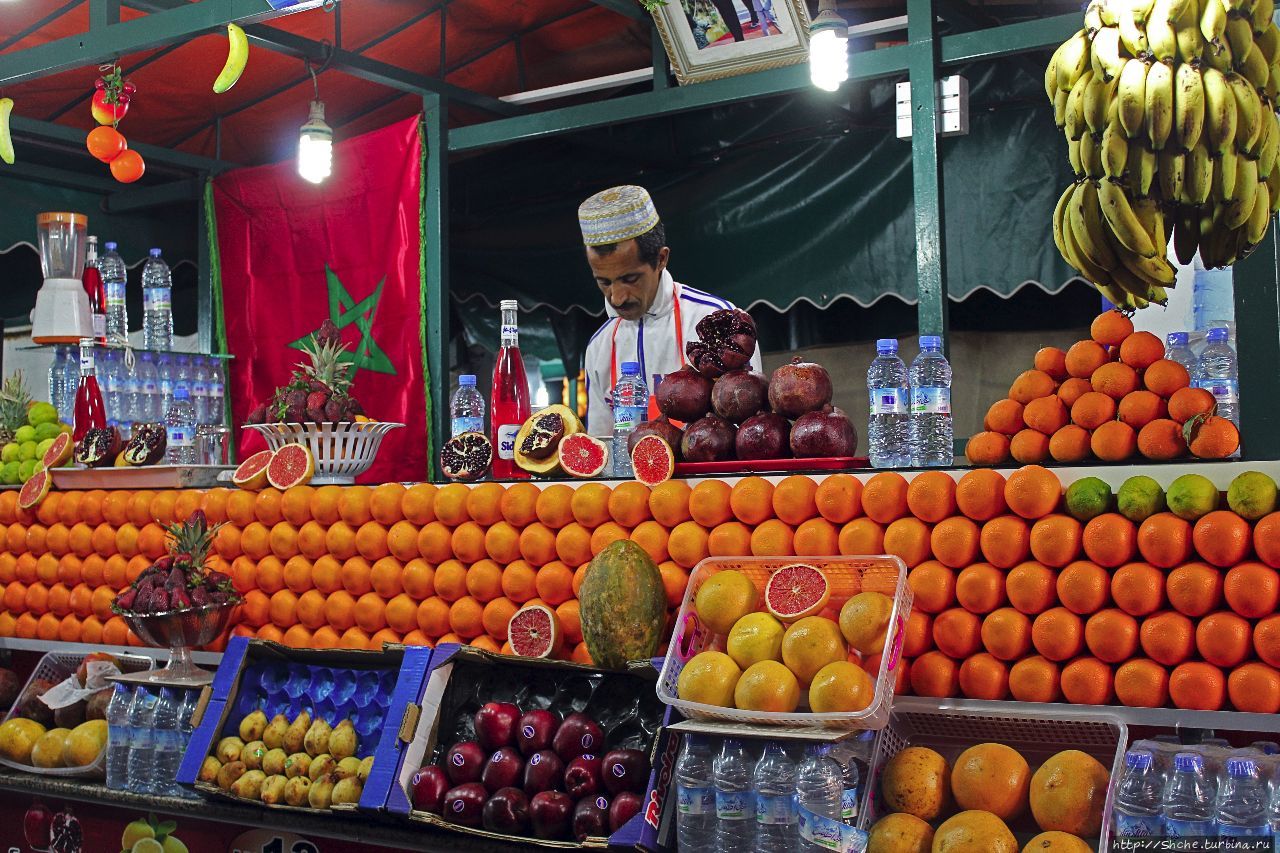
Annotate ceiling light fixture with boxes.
[298,56,333,183]
[809,0,849,92]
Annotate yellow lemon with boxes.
[676,651,741,707]
[64,719,108,766]
[867,812,935,853]
[726,612,785,669]
[808,660,875,713]
[31,728,72,768]
[839,591,893,654]
[733,660,800,712]
[0,718,46,763]
[780,616,847,684]
[694,571,760,635]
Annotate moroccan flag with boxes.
[211,115,429,483]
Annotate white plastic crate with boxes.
[657,555,912,729]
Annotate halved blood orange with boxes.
[41,432,73,469]
[630,435,675,487]
[507,603,563,658]
[232,449,274,491]
[18,469,51,510]
[266,444,315,490]
[764,563,831,623]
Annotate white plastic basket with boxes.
[656,555,912,730]
[862,707,1127,848]
[0,650,153,777]
[244,421,403,484]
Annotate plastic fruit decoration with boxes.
[213,23,249,93]
[90,65,135,126]
[109,149,145,183]
[0,98,13,165]
[85,126,126,163]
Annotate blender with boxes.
[31,211,94,344]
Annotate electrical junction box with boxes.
[896,75,969,140]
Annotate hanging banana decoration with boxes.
[1048,0,1280,312]
[0,98,13,165]
[213,23,249,94]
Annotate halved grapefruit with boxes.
[764,563,832,623]
[40,432,73,469]
[630,434,674,487]
[231,449,274,491]
[558,433,608,478]
[18,469,51,510]
[266,444,315,489]
[507,603,563,658]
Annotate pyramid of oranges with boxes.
[967,310,1240,466]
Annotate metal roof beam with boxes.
[0,0,85,52]
[588,0,645,21]
[0,162,120,194]
[9,115,236,172]
[101,178,202,212]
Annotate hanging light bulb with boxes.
[298,100,333,183]
[809,0,849,92]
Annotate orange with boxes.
[311,555,343,595]
[1029,604,1080,655]
[36,612,61,641]
[1169,661,1225,710]
[402,558,436,600]
[1035,346,1070,379]
[174,489,204,523]
[449,596,485,638]
[482,597,519,640]
[906,472,958,524]
[1168,386,1216,424]
[863,472,910,524]
[751,519,795,557]
[668,521,711,568]
[451,521,488,563]
[1082,513,1136,568]
[368,482,406,526]
[9,553,31,585]
[223,491,256,529]
[416,596,451,637]
[1110,562,1164,616]
[126,555,150,584]
[295,589,328,629]
[958,653,1010,700]
[269,521,300,560]
[882,517,931,568]
[815,474,863,524]
[649,480,693,527]
[253,488,285,526]
[386,593,420,634]
[730,477,776,525]
[101,616,127,646]
[369,556,404,599]
[13,612,38,640]
[484,521,522,564]
[981,607,1032,661]
[1009,655,1061,702]
[956,469,1007,521]
[1166,562,1224,617]
[933,607,982,659]
[432,483,471,527]
[1136,513,1191,568]
[278,485,314,527]
[1091,362,1139,400]
[605,482,652,528]
[1137,419,1188,461]
[333,626,367,648]
[689,479,733,527]
[910,651,960,698]
[1113,658,1170,708]
[498,482,540,527]
[45,523,71,557]
[1056,561,1109,615]
[908,561,957,614]
[1256,513,1280,568]
[255,556,286,595]
[403,629,431,648]
[90,586,115,620]
[67,523,93,558]
[573,563,590,597]
[590,521,632,556]
[1090,420,1137,462]
[1048,425,1092,463]
[385,520,420,563]
[1084,608,1139,662]
[532,562,574,608]
[771,476,818,526]
[268,589,299,628]
[36,553,59,584]
[838,518,884,556]
[1228,662,1280,713]
[46,582,72,616]
[337,486,374,527]
[535,484,575,529]
[352,521,388,562]
[80,554,106,588]
[241,589,271,627]
[353,591,388,633]
[110,523,135,559]
[902,609,933,657]
[102,491,131,527]
[1006,561,1057,614]
[0,491,15,525]
[1118,390,1167,428]
[1023,396,1069,435]
[1010,429,1050,464]
[1057,377,1093,408]
[417,522,453,564]
[571,482,613,528]
[1140,611,1195,665]
[500,560,537,604]
[966,432,1011,466]
[213,524,241,560]
[465,482,505,526]
[103,555,127,590]
[282,556,314,594]
[1255,615,1280,667]
[1144,359,1191,398]
[1064,340,1109,379]
[340,556,373,596]
[792,518,839,557]
[79,614,103,645]
[570,642,593,665]
[1029,515,1083,568]
[956,564,1007,614]
[931,517,980,568]
[518,522,558,567]
[660,561,690,608]
[89,523,116,558]
[1004,465,1061,520]
[123,490,152,527]
[401,483,438,525]
[237,522,271,561]
[57,555,82,586]
[1009,369,1057,404]
[1193,510,1252,567]
[1196,610,1252,667]
[1070,391,1116,430]
[308,625,340,649]
[980,516,1031,569]
[1119,331,1164,370]
[706,521,751,557]
[465,559,503,603]
[1224,562,1280,618]
[1060,656,1114,705]
[1091,310,1134,346]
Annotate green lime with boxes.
[26,402,58,427]
[130,839,164,853]
[13,425,35,444]
[1116,476,1166,523]
[18,459,37,482]
[161,836,188,853]
[1064,477,1114,521]
[36,437,54,459]
[121,820,155,850]
[1167,473,1221,521]
[0,443,17,464]
[33,422,61,442]
[17,440,37,461]
[0,461,19,485]
[1227,471,1279,521]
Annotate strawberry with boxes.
[170,587,191,609]
[190,587,210,607]
[114,587,137,611]
[150,589,170,612]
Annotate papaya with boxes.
[579,540,666,669]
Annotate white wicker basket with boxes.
[243,421,403,484]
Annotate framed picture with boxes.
[650,0,812,85]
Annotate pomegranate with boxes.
[627,415,684,460]
[685,308,757,378]
[656,366,713,422]
[680,414,735,463]
[711,370,769,424]
[768,356,833,419]
[735,411,791,460]
[790,405,858,458]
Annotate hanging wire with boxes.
[304,40,336,101]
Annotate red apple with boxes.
[442,783,488,827]
[564,754,602,799]
[474,701,521,752]
[445,741,485,785]
[482,786,531,834]
[522,749,564,797]
[481,746,523,793]
[573,795,610,841]
[410,765,450,814]
[553,712,604,762]
[517,708,560,756]
[530,790,574,840]
[602,748,650,795]
[609,790,642,832]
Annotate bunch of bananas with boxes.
[1048,0,1280,311]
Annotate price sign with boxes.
[230,829,320,853]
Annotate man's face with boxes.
[586,239,669,322]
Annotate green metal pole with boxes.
[197,173,212,354]
[1232,220,1280,461]
[907,0,948,341]
[423,94,451,482]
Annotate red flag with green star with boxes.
[211,115,429,483]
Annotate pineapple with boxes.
[0,372,31,446]
[263,319,362,423]
[114,509,238,614]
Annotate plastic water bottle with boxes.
[1165,332,1196,374]
[104,683,133,791]
[165,386,197,465]
[1192,257,1235,335]
[1113,749,1163,837]
[909,335,953,467]
[797,744,858,852]
[451,375,486,437]
[867,339,910,469]
[1216,756,1269,835]
[675,734,716,849]
[175,688,200,799]
[713,738,753,853]
[126,685,158,794]
[828,738,862,825]
[208,359,225,426]
[157,353,174,419]
[1196,327,1239,428]
[190,356,210,425]
[102,350,125,431]
[1161,751,1217,837]
[152,687,182,797]
[100,241,128,341]
[1252,741,1280,756]
[141,248,173,351]
[136,353,159,423]
[611,361,648,478]
[48,345,70,420]
[752,742,797,852]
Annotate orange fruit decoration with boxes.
[1082,513,1136,568]
[730,477,775,525]
[1010,430,1050,464]
[1091,362,1139,400]
[1006,561,1057,615]
[862,472,909,524]
[1187,416,1240,459]
[1060,656,1114,705]
[910,651,960,698]
[771,476,817,525]
[906,472,957,523]
[1090,310,1134,346]
[980,607,1032,661]
[814,474,862,524]
[1192,510,1251,567]
[930,517,980,568]
[1048,425,1092,463]
[1029,515,1083,568]
[1056,561,1109,615]
[1070,392,1116,430]
[1064,341,1109,379]
[1169,661,1225,710]
[110,149,145,183]
[1165,563,1224,617]
[1004,465,1061,520]
[1119,331,1164,370]
[985,399,1026,436]
[965,432,1011,467]
[955,469,1007,522]
[933,607,982,659]
[1195,611,1252,667]
[1023,397,1068,435]
[956,564,1007,614]
[1143,359,1191,397]
[1057,377,1092,408]
[1227,662,1280,713]
[1167,387,1216,424]
[958,653,1010,700]
[1084,608,1139,663]
[1009,370,1057,404]
[1091,420,1137,462]
[908,561,957,614]
[1254,513,1280,568]
[1114,659,1170,708]
[1110,562,1165,617]
[980,516,1031,569]
[1140,611,1195,665]
[1031,607,1083,661]
[1035,346,1069,379]
[1224,562,1280,618]
[1118,391,1167,429]
[1009,655,1062,702]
